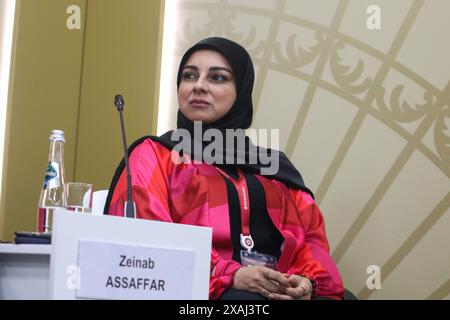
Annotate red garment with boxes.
[108,138,344,299]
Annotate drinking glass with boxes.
[66,182,93,213]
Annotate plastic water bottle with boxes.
[37,130,67,233]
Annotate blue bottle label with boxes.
[43,162,60,189]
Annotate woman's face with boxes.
[178,50,237,124]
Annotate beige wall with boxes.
[74,0,164,189]
[163,0,450,299]
[0,0,86,240]
[0,0,163,240]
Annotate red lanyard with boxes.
[216,167,254,251]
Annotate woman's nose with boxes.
[193,76,208,93]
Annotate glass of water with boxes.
[66,182,93,213]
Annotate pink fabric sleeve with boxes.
[209,251,241,299]
[287,189,345,299]
[108,139,173,222]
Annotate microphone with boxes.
[114,94,136,218]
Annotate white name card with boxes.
[76,240,195,300]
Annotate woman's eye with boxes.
[211,74,227,82]
[182,71,198,80]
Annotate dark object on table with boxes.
[343,289,358,300]
[14,231,51,244]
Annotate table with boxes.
[0,244,51,299]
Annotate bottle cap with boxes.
[50,130,65,142]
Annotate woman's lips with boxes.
[190,100,210,108]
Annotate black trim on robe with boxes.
[220,166,283,264]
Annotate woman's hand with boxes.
[232,266,291,297]
[267,274,313,300]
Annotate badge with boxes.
[240,234,254,251]
[240,250,278,271]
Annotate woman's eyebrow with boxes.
[182,65,232,74]
[209,66,232,74]
[183,65,198,70]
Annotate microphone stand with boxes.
[114,94,136,218]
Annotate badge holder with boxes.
[240,234,278,271]
[217,168,279,271]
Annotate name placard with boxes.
[76,240,195,300]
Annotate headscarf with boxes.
[176,37,253,132]
[156,37,314,197]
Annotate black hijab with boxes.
[156,37,314,197]
[176,37,253,132]
[104,38,313,215]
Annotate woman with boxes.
[105,37,344,300]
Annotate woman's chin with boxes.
[189,118,212,124]
[186,114,214,124]
[181,107,222,123]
